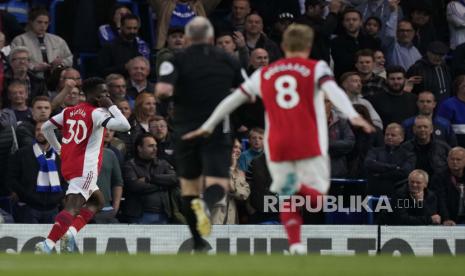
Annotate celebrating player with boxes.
[183,24,374,255]
[35,77,131,254]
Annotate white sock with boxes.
[68,226,77,237]
[44,239,55,249]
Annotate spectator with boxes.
[402,91,457,146]
[125,56,154,109]
[122,133,178,224]
[103,129,126,167]
[431,147,465,225]
[225,0,251,32]
[245,153,279,224]
[347,104,384,178]
[6,122,66,223]
[156,27,187,79]
[356,0,402,38]
[211,139,250,224]
[452,42,465,77]
[268,12,295,46]
[247,48,269,75]
[98,14,150,76]
[243,13,282,62]
[238,128,264,172]
[447,0,465,50]
[437,75,465,147]
[409,4,436,55]
[11,8,72,78]
[2,46,47,108]
[130,92,157,144]
[326,98,355,177]
[2,81,32,127]
[401,115,450,178]
[339,71,383,129]
[15,96,52,149]
[94,147,124,224]
[394,169,442,225]
[383,20,422,71]
[354,49,389,98]
[295,0,341,62]
[50,68,82,112]
[364,16,382,41]
[368,66,418,126]
[149,116,175,167]
[407,41,453,102]
[149,0,222,50]
[116,99,132,120]
[0,10,24,44]
[106,73,128,103]
[215,31,249,68]
[373,50,387,79]
[98,4,132,45]
[330,8,380,78]
[365,123,415,197]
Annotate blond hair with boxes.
[282,24,314,52]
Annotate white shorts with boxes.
[66,171,99,201]
[268,155,330,196]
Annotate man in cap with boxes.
[407,41,453,102]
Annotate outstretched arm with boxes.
[103,105,131,132]
[182,89,250,140]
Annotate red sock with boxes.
[71,208,94,232]
[298,184,323,208]
[280,200,303,246]
[47,210,74,242]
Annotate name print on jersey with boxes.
[263,63,311,80]
[69,108,87,118]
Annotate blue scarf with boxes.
[33,141,61,193]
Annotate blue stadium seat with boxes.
[76,52,98,79]
[49,0,63,34]
[0,0,29,24]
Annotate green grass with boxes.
[0,254,464,276]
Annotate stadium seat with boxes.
[0,0,29,24]
[49,0,63,34]
[76,52,98,79]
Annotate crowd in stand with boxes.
[0,0,464,226]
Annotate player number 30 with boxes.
[275,75,300,109]
[62,119,88,144]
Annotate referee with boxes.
[155,16,242,251]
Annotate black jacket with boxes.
[431,170,465,223]
[6,146,66,210]
[364,145,416,197]
[407,57,453,103]
[393,187,442,225]
[295,12,338,63]
[452,42,465,77]
[330,32,380,79]
[401,138,450,178]
[122,157,178,219]
[98,36,143,77]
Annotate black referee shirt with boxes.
[158,44,243,132]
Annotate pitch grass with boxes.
[0,254,464,276]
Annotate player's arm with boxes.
[183,70,261,140]
[98,97,131,131]
[316,61,374,133]
[41,114,63,154]
[155,60,178,100]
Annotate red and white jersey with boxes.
[49,102,112,181]
[240,57,334,162]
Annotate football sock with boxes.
[70,207,95,234]
[47,210,74,243]
[280,199,303,246]
[298,184,322,208]
[203,184,225,211]
[182,196,203,247]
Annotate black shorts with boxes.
[174,131,232,179]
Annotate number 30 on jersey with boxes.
[275,75,300,109]
[62,119,88,144]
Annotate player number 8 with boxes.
[62,119,88,144]
[275,75,299,109]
